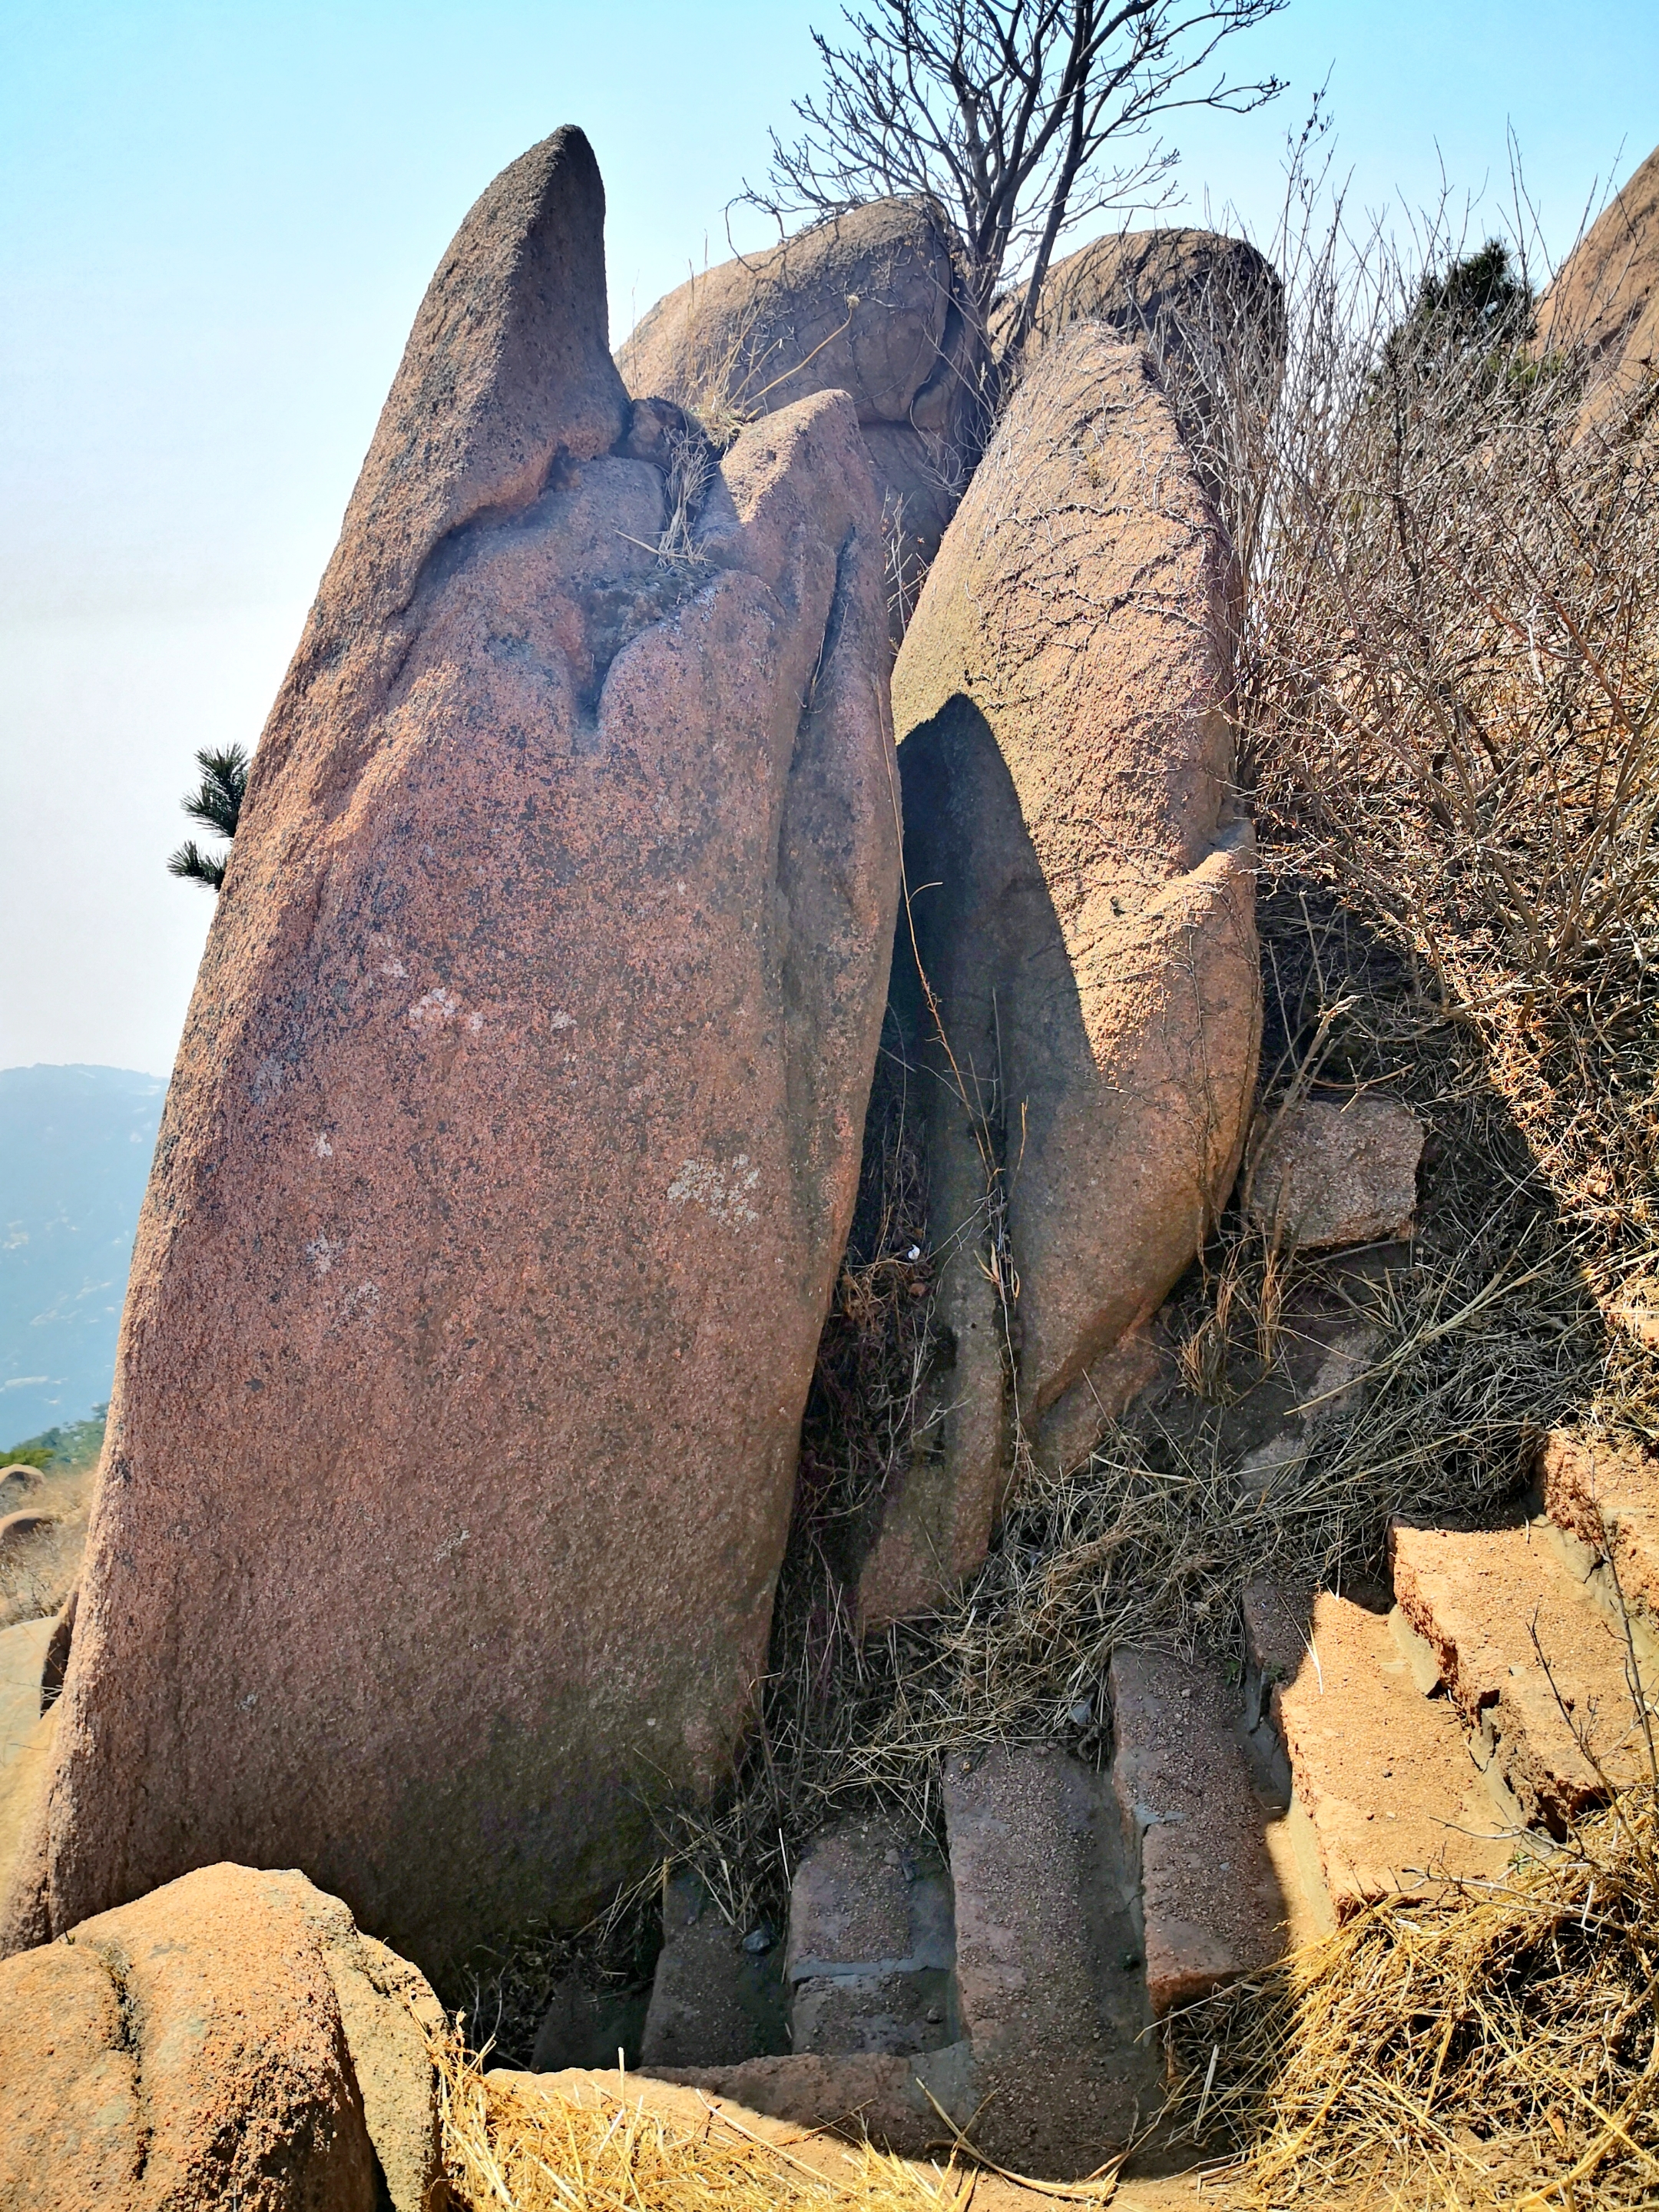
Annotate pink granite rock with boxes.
[12,130,898,1983]
[857,326,1260,1623]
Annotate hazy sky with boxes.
[5,0,1657,1078]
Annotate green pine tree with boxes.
[167,743,249,891]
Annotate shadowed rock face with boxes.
[617,200,973,611]
[1537,143,1659,432]
[11,130,899,1983]
[857,327,1260,1625]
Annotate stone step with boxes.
[644,1751,1159,2177]
[1107,1648,1293,2012]
[530,1977,651,2073]
[1540,1431,1659,1637]
[784,1816,956,2057]
[639,2044,975,2162]
[638,1872,788,2070]
[1390,1518,1657,1829]
[1243,1583,1513,1919]
[942,1744,1159,2174]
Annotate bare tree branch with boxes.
[743,0,1286,437]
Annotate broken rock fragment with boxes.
[1247,1096,1423,1250]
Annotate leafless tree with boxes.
[745,0,1286,431]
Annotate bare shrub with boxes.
[0,1514,84,1629]
[747,0,1287,436]
[1229,174,1659,1432]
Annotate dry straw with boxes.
[429,2029,974,2212]
[1165,1785,1659,2207]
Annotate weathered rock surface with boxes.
[1013,227,1286,464]
[12,130,899,1982]
[1243,1584,1511,1919]
[612,2047,969,2161]
[1108,1648,1286,2012]
[857,326,1260,1622]
[1537,144,1659,432]
[785,1816,955,2056]
[618,199,972,604]
[1390,1518,1654,1827]
[0,1863,446,2212]
[1541,1429,1659,1627]
[1247,1096,1423,1250]
[942,1746,1157,2172]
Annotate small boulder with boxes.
[1247,1098,1423,1250]
[0,1508,59,1558]
[0,1863,447,2212]
[1013,226,1286,464]
[0,1464,45,1512]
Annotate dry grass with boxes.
[1229,188,1659,1428]
[1164,1784,1659,2207]
[1131,174,1659,2207]
[0,1508,88,1630]
[429,2027,972,2212]
[0,1415,105,1630]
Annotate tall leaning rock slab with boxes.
[8,131,899,1978]
[858,325,1260,1624]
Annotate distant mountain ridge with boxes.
[1,1064,164,1445]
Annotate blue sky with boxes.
[3,0,1657,1076]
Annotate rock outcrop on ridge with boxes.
[0,1863,447,2212]
[856,323,1260,1625]
[1537,142,1659,433]
[5,128,899,1981]
[617,199,974,612]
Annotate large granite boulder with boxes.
[0,1863,446,2212]
[618,199,974,612]
[1008,227,1286,475]
[7,131,899,1980]
[1537,144,1659,433]
[856,325,1260,1624]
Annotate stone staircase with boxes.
[624,1432,1657,2180]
